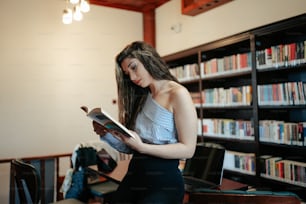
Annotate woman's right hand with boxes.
[92,121,108,136]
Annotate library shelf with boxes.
[164,13,306,201]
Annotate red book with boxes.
[265,47,272,65]
[289,43,297,61]
[276,160,285,178]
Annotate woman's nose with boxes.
[129,72,136,80]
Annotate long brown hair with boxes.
[115,41,178,129]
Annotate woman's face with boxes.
[121,57,153,88]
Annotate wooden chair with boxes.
[10,159,84,204]
[10,159,41,204]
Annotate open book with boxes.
[81,106,134,138]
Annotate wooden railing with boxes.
[2,151,132,204]
[1,153,72,204]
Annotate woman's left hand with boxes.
[120,130,144,152]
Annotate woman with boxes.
[93,41,197,204]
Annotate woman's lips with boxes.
[134,80,141,85]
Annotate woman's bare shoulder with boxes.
[169,81,190,96]
[168,81,192,106]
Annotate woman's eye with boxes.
[130,63,137,71]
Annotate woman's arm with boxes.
[122,86,198,159]
[100,133,133,154]
[93,121,133,154]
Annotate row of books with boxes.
[201,118,254,140]
[169,53,252,81]
[200,52,252,76]
[258,81,306,105]
[201,85,252,106]
[169,63,200,81]
[223,150,255,175]
[260,155,306,187]
[259,120,306,146]
[170,41,305,80]
[190,81,305,107]
[256,41,306,69]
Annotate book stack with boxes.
[202,118,254,140]
[201,85,252,106]
[200,52,252,76]
[256,41,306,69]
[258,81,306,105]
[223,150,256,175]
[260,155,306,187]
[259,120,306,146]
[169,63,200,82]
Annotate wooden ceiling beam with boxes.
[89,0,169,12]
[89,0,141,12]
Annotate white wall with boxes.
[0,0,142,202]
[0,0,142,158]
[156,0,306,56]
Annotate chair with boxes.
[10,159,84,204]
[10,159,41,204]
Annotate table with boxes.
[88,159,130,183]
[88,159,248,190]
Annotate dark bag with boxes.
[76,146,117,173]
[96,148,117,173]
[76,146,97,168]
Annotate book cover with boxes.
[81,106,135,138]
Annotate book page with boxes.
[81,106,134,138]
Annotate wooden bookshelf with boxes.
[181,0,233,16]
[164,13,306,201]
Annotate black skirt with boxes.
[112,152,184,204]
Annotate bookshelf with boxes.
[164,13,306,201]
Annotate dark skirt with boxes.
[112,152,185,204]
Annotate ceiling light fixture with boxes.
[62,8,73,24]
[73,5,83,21]
[62,0,90,24]
[70,0,79,5]
[80,0,90,13]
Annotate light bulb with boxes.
[62,8,72,24]
[73,5,83,21]
[80,0,90,13]
[70,0,79,4]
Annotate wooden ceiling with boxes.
[89,0,170,12]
